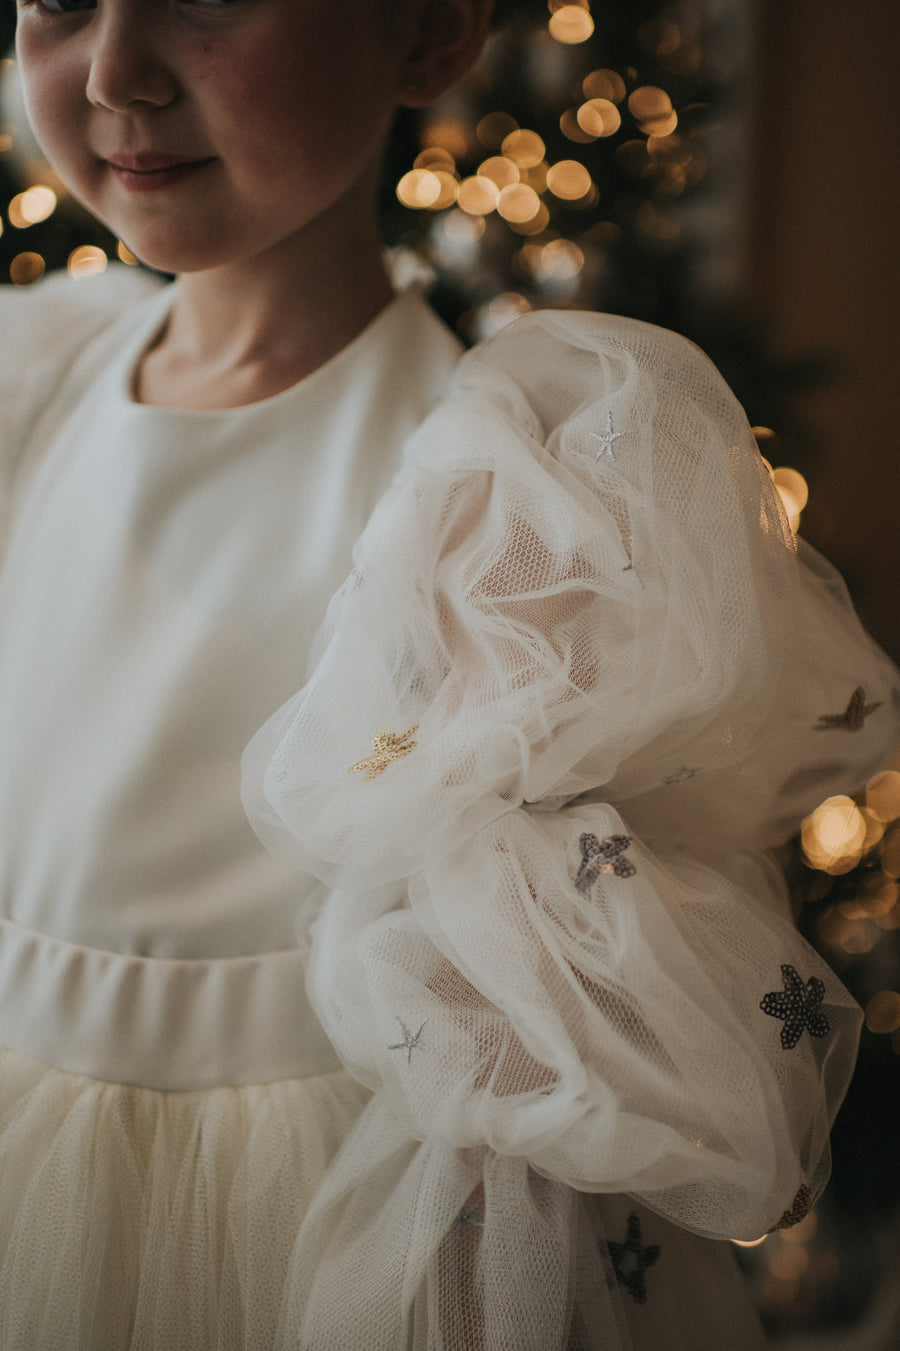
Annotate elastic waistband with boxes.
[0,916,340,1091]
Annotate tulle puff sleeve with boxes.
[242,311,899,1349]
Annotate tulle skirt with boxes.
[0,1042,769,1350]
[0,1043,369,1350]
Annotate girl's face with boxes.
[15,0,419,275]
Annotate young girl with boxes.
[2,0,897,1347]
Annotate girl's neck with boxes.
[135,216,393,411]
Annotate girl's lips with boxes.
[105,156,216,191]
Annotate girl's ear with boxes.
[397,0,495,107]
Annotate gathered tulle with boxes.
[242,310,900,1347]
[0,1045,368,1351]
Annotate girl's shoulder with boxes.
[0,264,164,464]
[0,263,163,364]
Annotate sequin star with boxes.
[590,410,630,460]
[770,1184,812,1232]
[815,686,882,732]
[760,965,830,1050]
[574,833,636,894]
[607,1212,660,1305]
[348,724,419,780]
[663,765,699,785]
[388,1017,428,1068]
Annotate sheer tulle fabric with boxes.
[243,311,898,1347]
[0,1045,368,1350]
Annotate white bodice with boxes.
[0,276,462,1087]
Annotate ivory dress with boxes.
[0,267,897,1350]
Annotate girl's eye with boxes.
[23,0,96,11]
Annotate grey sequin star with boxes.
[607,1212,660,1305]
[815,686,882,732]
[760,965,830,1050]
[388,1017,428,1067]
[663,765,699,785]
[590,411,630,460]
[574,833,636,894]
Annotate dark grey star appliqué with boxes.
[815,685,881,732]
[760,965,830,1050]
[607,1212,660,1305]
[770,1184,812,1232]
[574,833,636,894]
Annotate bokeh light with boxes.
[9,251,44,285]
[67,244,107,277]
[546,159,592,200]
[8,184,56,228]
[548,5,595,45]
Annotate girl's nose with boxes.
[85,12,178,112]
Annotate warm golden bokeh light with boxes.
[880,825,900,878]
[488,291,531,327]
[116,241,139,266]
[427,171,460,211]
[628,86,673,122]
[582,69,627,104]
[865,770,900,822]
[577,98,622,138]
[477,156,519,189]
[501,129,546,169]
[546,159,592,200]
[397,169,442,209]
[801,796,867,874]
[457,175,500,215]
[772,468,809,514]
[421,119,470,159]
[414,147,456,173]
[560,108,596,144]
[497,183,542,223]
[9,251,45,286]
[67,245,108,278]
[476,112,518,150]
[865,990,900,1035]
[549,5,595,44]
[8,185,57,229]
[539,238,584,278]
[508,201,550,236]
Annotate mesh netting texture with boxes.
[242,311,900,1348]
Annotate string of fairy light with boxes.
[383,0,717,340]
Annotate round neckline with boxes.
[116,285,424,418]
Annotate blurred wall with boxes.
[748,0,900,662]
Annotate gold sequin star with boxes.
[815,686,882,732]
[348,724,419,780]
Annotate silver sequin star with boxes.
[388,1017,428,1068]
[590,410,630,460]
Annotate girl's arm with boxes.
[243,309,899,1349]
